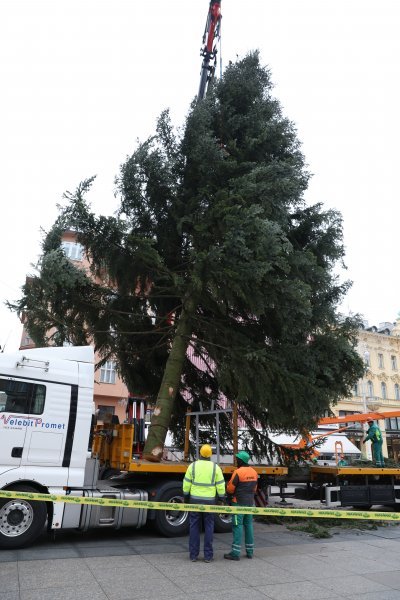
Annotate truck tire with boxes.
[0,484,47,549]
[153,486,189,537]
[214,512,232,533]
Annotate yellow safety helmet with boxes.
[200,444,213,458]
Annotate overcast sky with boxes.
[1,0,399,352]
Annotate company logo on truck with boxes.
[0,414,66,430]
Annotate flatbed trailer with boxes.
[124,460,286,477]
[129,460,288,476]
[94,426,287,531]
[311,465,400,477]
[93,423,286,476]
[303,465,400,508]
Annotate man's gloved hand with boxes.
[183,495,190,504]
[217,496,226,506]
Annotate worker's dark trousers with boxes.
[372,441,384,466]
[189,512,214,561]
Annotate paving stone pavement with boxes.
[2,521,400,599]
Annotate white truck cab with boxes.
[0,346,93,489]
[0,347,148,548]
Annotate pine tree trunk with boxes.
[142,296,196,462]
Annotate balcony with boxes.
[343,395,400,409]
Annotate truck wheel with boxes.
[214,512,232,533]
[0,484,47,549]
[154,487,189,537]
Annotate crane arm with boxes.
[279,426,352,451]
[278,411,400,461]
[319,410,400,426]
[198,1,222,101]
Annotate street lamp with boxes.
[360,348,372,460]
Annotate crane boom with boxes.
[279,410,400,455]
[319,410,400,426]
[198,0,222,101]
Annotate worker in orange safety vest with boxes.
[224,451,258,561]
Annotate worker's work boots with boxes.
[224,553,240,561]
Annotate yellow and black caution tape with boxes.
[1,489,400,521]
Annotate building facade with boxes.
[331,319,400,461]
[19,231,130,424]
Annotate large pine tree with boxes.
[11,53,363,460]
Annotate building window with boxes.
[392,356,398,370]
[364,351,370,367]
[97,405,115,421]
[381,382,387,399]
[61,241,84,261]
[395,384,400,401]
[378,353,384,369]
[385,417,400,431]
[100,361,116,384]
[353,383,359,396]
[367,380,374,398]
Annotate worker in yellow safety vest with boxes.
[183,444,226,563]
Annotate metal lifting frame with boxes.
[184,400,235,463]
